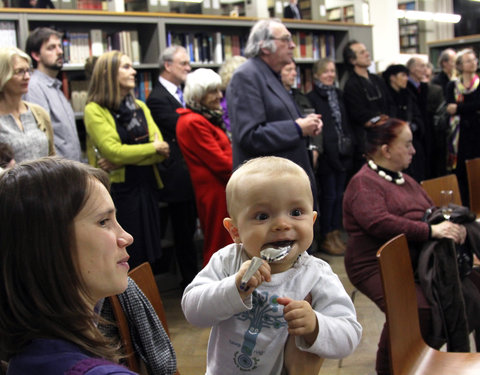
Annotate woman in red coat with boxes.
[176,68,233,266]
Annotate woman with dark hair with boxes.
[0,157,136,374]
[343,118,480,375]
[84,50,170,269]
[382,64,426,181]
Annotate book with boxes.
[130,30,140,64]
[214,32,223,64]
[90,29,103,57]
[223,34,232,60]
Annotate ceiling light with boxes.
[397,9,461,23]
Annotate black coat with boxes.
[146,82,195,203]
[343,71,389,156]
[385,85,426,181]
[307,84,354,174]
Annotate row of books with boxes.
[61,29,140,65]
[167,31,247,64]
[0,21,17,48]
[291,32,336,61]
[135,71,153,102]
[166,30,336,64]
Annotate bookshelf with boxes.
[398,1,419,54]
[0,8,371,101]
[326,5,354,23]
[428,34,480,70]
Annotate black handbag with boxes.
[337,131,353,156]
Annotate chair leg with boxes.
[338,288,358,368]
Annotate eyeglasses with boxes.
[271,35,293,44]
[13,68,33,77]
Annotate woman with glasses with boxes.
[446,48,480,205]
[84,50,170,269]
[0,47,54,162]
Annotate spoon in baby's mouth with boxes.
[239,245,291,291]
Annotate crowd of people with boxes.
[1,16,480,375]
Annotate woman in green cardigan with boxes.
[84,50,170,269]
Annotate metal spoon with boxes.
[239,245,291,291]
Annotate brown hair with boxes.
[0,157,122,361]
[365,117,408,157]
[87,50,133,111]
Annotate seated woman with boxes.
[343,117,480,375]
[0,157,138,374]
[84,50,170,269]
[0,47,54,162]
[176,68,233,265]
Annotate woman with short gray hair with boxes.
[176,68,233,265]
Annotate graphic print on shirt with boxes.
[232,290,287,371]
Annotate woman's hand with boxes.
[97,157,120,172]
[446,103,458,115]
[153,133,170,157]
[431,221,467,244]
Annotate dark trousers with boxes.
[165,200,198,288]
[318,170,346,235]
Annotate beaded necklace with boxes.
[367,159,405,185]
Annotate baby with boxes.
[182,156,361,374]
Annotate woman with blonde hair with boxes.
[218,55,246,132]
[446,48,480,205]
[84,50,170,269]
[0,46,54,162]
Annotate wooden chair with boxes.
[466,158,480,217]
[420,174,462,207]
[109,262,179,375]
[376,234,480,375]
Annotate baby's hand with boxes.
[235,259,271,299]
[277,297,318,346]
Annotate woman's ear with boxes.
[380,144,390,158]
[223,217,241,243]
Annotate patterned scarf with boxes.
[315,81,342,128]
[448,74,480,171]
[187,102,231,140]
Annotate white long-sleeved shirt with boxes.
[182,243,362,375]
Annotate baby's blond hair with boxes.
[226,156,312,218]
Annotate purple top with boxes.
[7,338,137,375]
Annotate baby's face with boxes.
[226,174,316,273]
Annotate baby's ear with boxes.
[223,218,241,243]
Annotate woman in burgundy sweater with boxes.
[343,118,467,375]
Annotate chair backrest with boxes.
[376,234,424,375]
[109,294,141,372]
[466,158,480,216]
[128,262,171,337]
[420,174,462,206]
[109,262,178,375]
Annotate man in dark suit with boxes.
[146,45,198,288]
[283,0,301,19]
[226,19,322,207]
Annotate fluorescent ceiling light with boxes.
[169,0,203,2]
[397,9,461,23]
